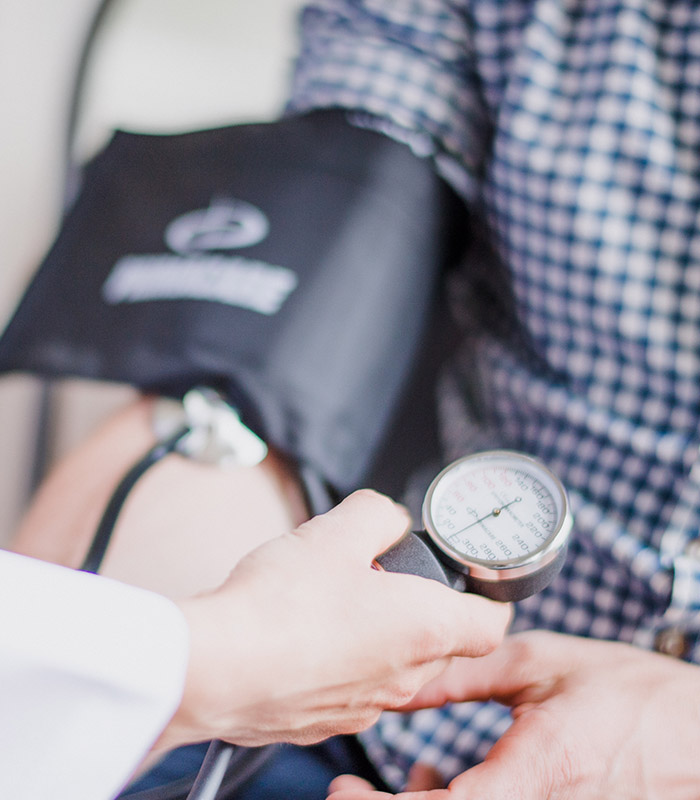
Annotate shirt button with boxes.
[685,538,700,560]
[654,627,689,659]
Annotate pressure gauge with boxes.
[377,450,572,602]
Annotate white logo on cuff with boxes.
[102,197,298,315]
[165,197,270,254]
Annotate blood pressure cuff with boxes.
[0,110,463,493]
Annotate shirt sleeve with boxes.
[287,0,490,189]
[0,549,189,800]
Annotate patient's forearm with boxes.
[10,396,308,598]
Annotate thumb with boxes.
[298,489,412,562]
[447,720,552,800]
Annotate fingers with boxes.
[401,654,498,710]
[330,765,444,794]
[326,758,533,800]
[328,764,444,800]
[326,726,554,800]
[328,775,378,794]
[297,489,412,561]
[326,493,512,660]
[328,789,448,800]
[406,764,445,791]
[405,630,585,711]
[447,721,553,800]
[396,586,512,661]
[294,489,511,664]
[448,761,529,800]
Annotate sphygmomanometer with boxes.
[0,101,572,798]
[0,2,580,798]
[0,107,463,798]
[0,109,460,500]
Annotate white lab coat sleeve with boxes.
[0,549,190,800]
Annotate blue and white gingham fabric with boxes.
[289,0,700,789]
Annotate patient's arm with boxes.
[10,395,308,598]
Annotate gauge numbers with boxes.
[425,451,567,568]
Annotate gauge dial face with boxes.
[424,451,569,571]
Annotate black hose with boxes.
[80,428,188,574]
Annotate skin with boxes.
[327,630,700,800]
[9,396,512,751]
[162,490,511,750]
[11,396,308,598]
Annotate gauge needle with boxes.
[450,497,522,538]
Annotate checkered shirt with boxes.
[289,0,700,789]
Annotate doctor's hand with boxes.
[161,490,511,750]
[328,630,700,800]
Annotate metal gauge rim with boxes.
[422,450,572,583]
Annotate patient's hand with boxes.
[10,396,307,597]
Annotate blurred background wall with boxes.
[0,0,303,544]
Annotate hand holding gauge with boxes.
[377,450,573,601]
